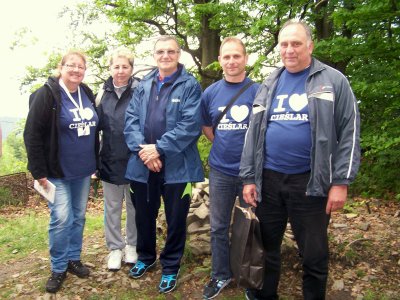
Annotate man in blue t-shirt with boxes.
[201,37,259,299]
[240,20,360,299]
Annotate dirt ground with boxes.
[0,196,399,299]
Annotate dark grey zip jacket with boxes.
[239,58,361,200]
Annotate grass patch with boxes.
[0,186,19,207]
[0,209,105,264]
[0,211,48,262]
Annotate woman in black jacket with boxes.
[24,50,98,293]
[96,48,140,271]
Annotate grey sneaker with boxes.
[203,278,231,299]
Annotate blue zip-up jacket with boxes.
[240,58,361,201]
[124,64,204,184]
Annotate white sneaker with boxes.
[124,245,138,264]
[107,249,123,271]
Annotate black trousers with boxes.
[252,169,330,300]
[130,171,190,274]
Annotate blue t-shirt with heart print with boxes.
[264,68,311,174]
[201,77,259,176]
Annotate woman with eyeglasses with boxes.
[96,48,140,271]
[24,50,98,293]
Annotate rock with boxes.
[197,233,210,243]
[186,212,198,226]
[345,213,358,219]
[187,221,201,234]
[194,180,209,189]
[130,281,140,289]
[190,224,211,235]
[84,262,95,268]
[203,186,209,195]
[190,200,203,209]
[15,284,24,292]
[179,273,193,283]
[332,223,348,229]
[192,188,202,201]
[332,279,344,291]
[74,278,89,284]
[394,210,400,218]
[103,277,117,285]
[357,222,370,231]
[190,241,211,256]
[12,249,19,254]
[43,293,57,300]
[193,203,209,220]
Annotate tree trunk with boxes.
[313,0,353,74]
[198,14,221,89]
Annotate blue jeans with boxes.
[252,169,329,300]
[209,167,246,280]
[48,176,91,273]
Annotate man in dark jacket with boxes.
[124,35,204,294]
[240,20,360,300]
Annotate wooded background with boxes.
[1,0,399,199]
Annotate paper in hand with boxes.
[34,180,56,203]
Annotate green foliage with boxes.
[0,119,27,176]
[15,0,400,197]
[326,0,400,198]
[197,134,211,177]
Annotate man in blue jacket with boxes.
[124,35,204,294]
[240,20,360,299]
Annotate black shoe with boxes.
[203,278,231,299]
[45,271,67,293]
[67,260,90,278]
[245,289,260,300]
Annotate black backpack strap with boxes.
[212,80,255,134]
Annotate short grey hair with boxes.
[153,35,181,51]
[279,19,313,42]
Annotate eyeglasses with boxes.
[63,64,86,71]
[154,49,180,56]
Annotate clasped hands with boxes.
[139,144,162,172]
